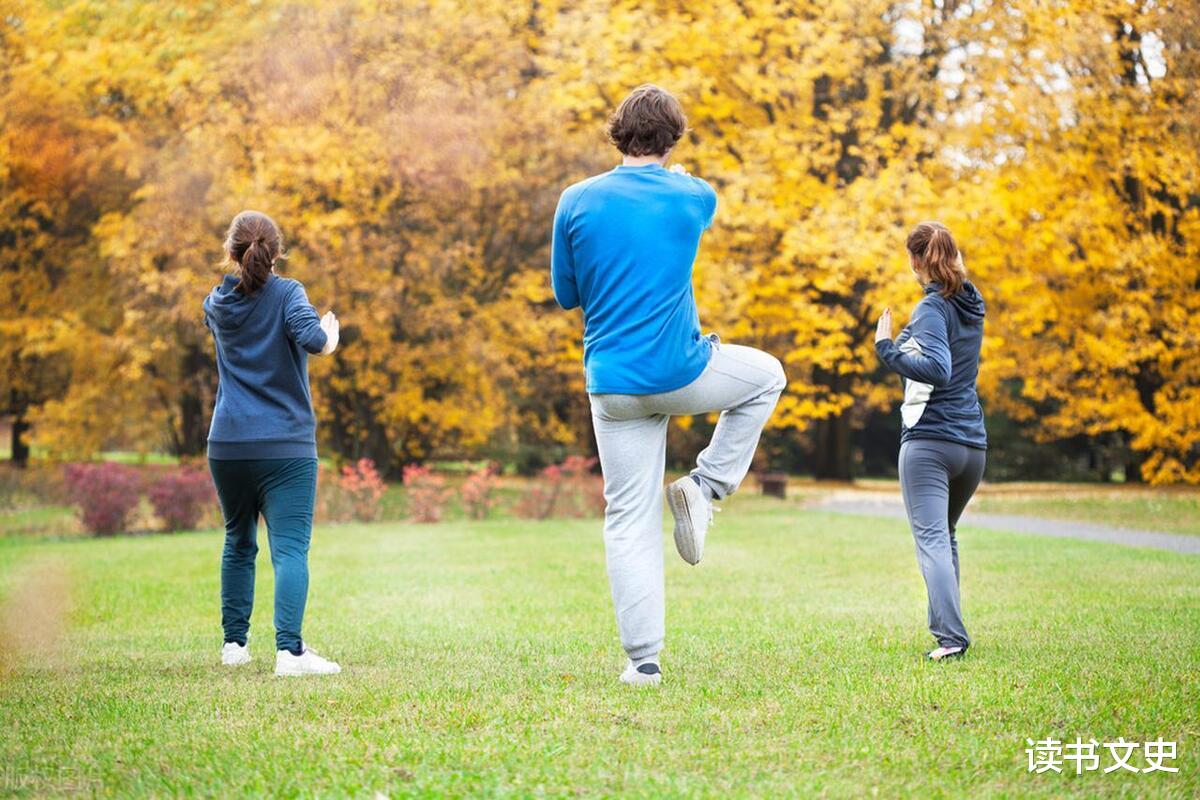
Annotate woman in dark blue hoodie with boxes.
[204,210,342,677]
[875,221,987,661]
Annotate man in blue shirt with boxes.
[552,85,787,686]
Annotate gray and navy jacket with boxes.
[876,281,987,449]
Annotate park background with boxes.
[1,1,1198,798]
[2,0,1198,485]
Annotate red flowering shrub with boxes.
[340,459,386,522]
[402,463,451,523]
[147,466,216,532]
[63,462,142,536]
[515,456,604,519]
[514,463,563,520]
[460,464,501,520]
[560,455,605,517]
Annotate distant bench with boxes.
[759,472,788,499]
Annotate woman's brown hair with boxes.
[222,210,284,295]
[605,84,687,157]
[906,221,966,298]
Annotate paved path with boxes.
[811,493,1200,555]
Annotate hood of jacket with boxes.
[204,274,271,330]
[927,280,985,324]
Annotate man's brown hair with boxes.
[605,84,687,157]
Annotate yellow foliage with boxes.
[2,0,1197,481]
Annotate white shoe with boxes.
[667,476,714,565]
[221,641,251,666]
[619,660,662,687]
[927,645,966,661]
[274,644,342,676]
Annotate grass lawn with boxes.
[0,497,1197,798]
[0,505,78,538]
[972,490,1200,536]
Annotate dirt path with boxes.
[810,492,1200,555]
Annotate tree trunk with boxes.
[812,411,853,481]
[10,414,30,468]
[174,343,214,456]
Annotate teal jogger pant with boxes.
[209,458,318,652]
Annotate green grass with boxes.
[0,497,1197,798]
[0,505,77,538]
[973,491,1200,536]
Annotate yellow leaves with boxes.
[1,0,1197,480]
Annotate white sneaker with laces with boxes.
[619,660,662,687]
[221,641,251,666]
[666,476,715,565]
[274,645,342,676]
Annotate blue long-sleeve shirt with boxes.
[876,281,988,449]
[203,274,327,459]
[552,164,717,394]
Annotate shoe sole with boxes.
[221,658,251,667]
[274,668,341,677]
[666,481,701,565]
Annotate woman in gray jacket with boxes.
[875,221,987,661]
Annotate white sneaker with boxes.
[274,645,342,676]
[221,641,251,666]
[927,645,966,661]
[619,660,662,687]
[666,476,714,565]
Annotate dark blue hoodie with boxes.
[203,274,328,460]
[876,281,987,449]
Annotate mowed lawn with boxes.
[972,491,1200,536]
[1,497,1197,798]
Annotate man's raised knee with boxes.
[766,354,787,391]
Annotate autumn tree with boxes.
[948,0,1200,483]
[0,0,137,464]
[3,0,1196,483]
[18,0,588,471]
[536,0,969,478]
[536,0,1199,482]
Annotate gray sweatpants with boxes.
[898,439,986,649]
[589,338,787,660]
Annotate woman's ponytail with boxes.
[906,221,966,298]
[222,210,285,296]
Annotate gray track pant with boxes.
[589,338,787,660]
[898,439,986,649]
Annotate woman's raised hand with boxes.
[874,308,892,344]
[320,310,340,355]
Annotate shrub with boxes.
[515,456,604,519]
[403,463,452,523]
[63,462,142,536]
[316,464,352,522]
[339,459,386,522]
[0,466,29,511]
[460,464,501,520]
[559,455,605,517]
[147,466,215,532]
[0,464,72,511]
[515,463,564,520]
